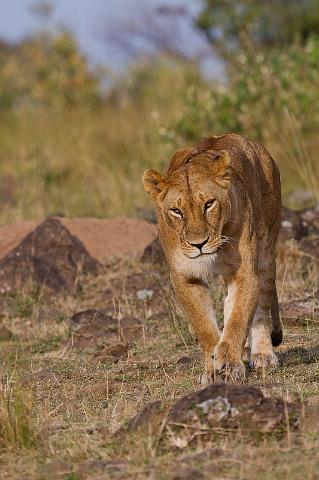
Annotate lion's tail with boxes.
[271,286,283,347]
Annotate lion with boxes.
[142,133,283,385]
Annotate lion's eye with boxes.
[170,208,183,218]
[204,200,216,212]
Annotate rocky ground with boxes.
[0,208,318,479]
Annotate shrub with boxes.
[172,37,319,205]
[0,32,102,110]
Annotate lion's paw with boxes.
[250,352,278,369]
[213,341,246,382]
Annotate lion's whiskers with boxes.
[221,235,236,253]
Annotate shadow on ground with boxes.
[278,345,319,366]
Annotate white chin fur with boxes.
[173,251,217,281]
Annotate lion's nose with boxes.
[189,237,209,251]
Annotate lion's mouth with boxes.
[182,235,232,259]
[184,248,220,259]
[182,239,222,259]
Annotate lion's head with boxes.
[142,145,232,264]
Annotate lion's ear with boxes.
[142,169,165,200]
[209,150,230,189]
[167,146,197,175]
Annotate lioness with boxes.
[142,133,282,384]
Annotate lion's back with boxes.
[195,133,282,231]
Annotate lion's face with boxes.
[160,165,230,259]
[143,152,231,262]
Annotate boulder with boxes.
[280,296,319,323]
[280,206,319,259]
[166,383,300,446]
[0,217,99,294]
[281,205,319,240]
[0,216,159,295]
[280,207,309,241]
[0,217,158,262]
[119,383,302,448]
[141,237,165,264]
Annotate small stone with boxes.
[77,459,127,475]
[282,220,293,229]
[177,356,193,366]
[79,381,113,395]
[93,343,129,362]
[0,325,13,341]
[137,289,154,301]
[171,466,205,480]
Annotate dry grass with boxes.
[1,104,318,230]
[0,251,318,479]
[0,362,35,452]
[0,106,167,224]
[266,110,319,207]
[1,32,318,479]
[0,59,199,226]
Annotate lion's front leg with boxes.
[214,268,259,381]
[171,272,221,387]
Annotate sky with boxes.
[0,0,214,71]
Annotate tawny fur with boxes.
[142,133,283,385]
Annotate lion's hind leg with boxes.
[242,339,250,363]
[249,270,279,370]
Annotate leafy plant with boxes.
[172,37,319,205]
[0,32,102,110]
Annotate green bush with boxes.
[171,37,319,205]
[174,37,319,142]
[0,32,102,110]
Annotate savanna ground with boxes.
[0,242,318,479]
[1,4,319,477]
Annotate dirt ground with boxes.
[0,215,318,479]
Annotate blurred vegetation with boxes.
[0,0,318,225]
[0,32,101,109]
[0,34,200,223]
[171,0,319,206]
[175,37,319,140]
[173,38,319,204]
[197,0,319,54]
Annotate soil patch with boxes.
[70,309,144,352]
